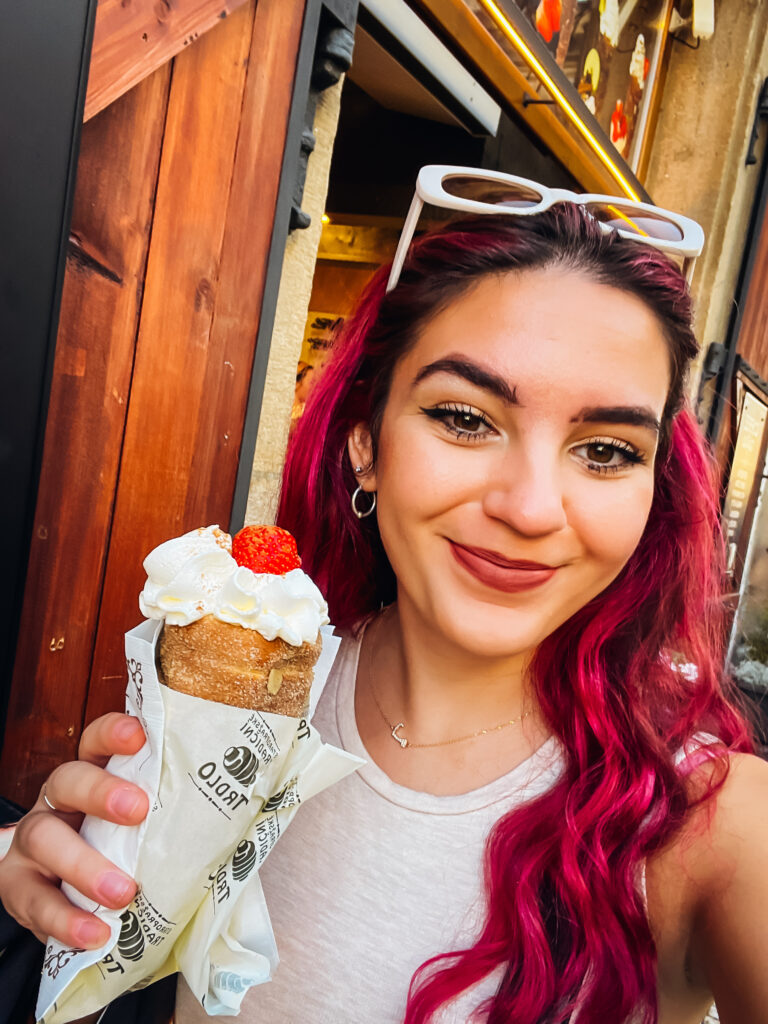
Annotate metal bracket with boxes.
[522,92,556,108]
[746,77,768,167]
[701,341,726,381]
[289,14,355,231]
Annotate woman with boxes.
[2,171,768,1024]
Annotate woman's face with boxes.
[350,268,671,661]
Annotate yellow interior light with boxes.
[478,0,642,201]
[321,213,331,224]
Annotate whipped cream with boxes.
[215,566,328,646]
[139,525,329,645]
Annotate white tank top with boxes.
[174,631,565,1023]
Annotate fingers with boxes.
[8,865,112,948]
[13,810,137,911]
[0,715,149,952]
[78,712,146,767]
[39,760,149,825]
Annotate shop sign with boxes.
[291,311,345,423]
[494,0,671,172]
[723,389,768,575]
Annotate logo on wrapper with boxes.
[117,910,145,962]
[232,840,257,881]
[126,658,144,711]
[263,782,289,811]
[43,946,84,979]
[223,745,259,784]
[208,861,232,907]
[193,759,251,815]
[211,969,255,995]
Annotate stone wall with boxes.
[245,78,344,525]
[644,0,768,383]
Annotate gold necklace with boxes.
[365,621,532,750]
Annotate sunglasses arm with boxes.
[386,194,424,293]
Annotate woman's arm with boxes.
[689,752,768,1023]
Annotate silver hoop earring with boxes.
[352,486,377,519]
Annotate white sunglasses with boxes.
[386,165,705,292]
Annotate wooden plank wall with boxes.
[0,69,171,801]
[85,0,251,121]
[0,0,307,806]
[733,206,768,383]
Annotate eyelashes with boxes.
[420,404,649,474]
[420,402,493,442]
[571,439,647,475]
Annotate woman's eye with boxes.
[586,442,616,465]
[451,411,486,433]
[572,439,645,474]
[421,404,494,441]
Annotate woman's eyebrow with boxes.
[412,357,519,405]
[570,406,661,433]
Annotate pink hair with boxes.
[278,208,754,1022]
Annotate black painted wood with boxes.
[230,0,360,529]
[0,1,97,742]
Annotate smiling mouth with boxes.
[449,541,558,593]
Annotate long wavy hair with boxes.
[278,207,754,1023]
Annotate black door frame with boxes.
[0,2,98,736]
[230,0,359,529]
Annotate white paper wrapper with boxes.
[36,619,362,1022]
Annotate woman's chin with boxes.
[432,606,546,663]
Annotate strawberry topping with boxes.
[232,525,302,575]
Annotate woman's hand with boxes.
[0,712,149,947]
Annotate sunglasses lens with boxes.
[441,175,543,209]
[586,202,684,242]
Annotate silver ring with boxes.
[42,786,59,813]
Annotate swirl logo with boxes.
[44,947,84,979]
[232,840,257,881]
[126,658,144,711]
[223,745,259,785]
[263,783,289,811]
[117,910,145,962]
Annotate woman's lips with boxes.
[449,541,558,593]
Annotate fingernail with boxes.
[109,787,143,818]
[115,718,143,741]
[76,918,110,947]
[97,871,135,905]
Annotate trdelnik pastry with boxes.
[36,524,361,1024]
[139,524,329,716]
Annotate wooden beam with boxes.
[0,67,171,806]
[84,0,251,121]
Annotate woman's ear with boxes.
[347,423,376,490]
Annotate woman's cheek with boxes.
[575,477,655,568]
[379,426,483,511]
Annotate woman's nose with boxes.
[482,449,568,537]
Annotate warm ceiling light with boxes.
[478,0,642,201]
[321,213,331,224]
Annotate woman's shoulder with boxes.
[648,747,768,1014]
[683,749,768,887]
[651,746,768,894]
